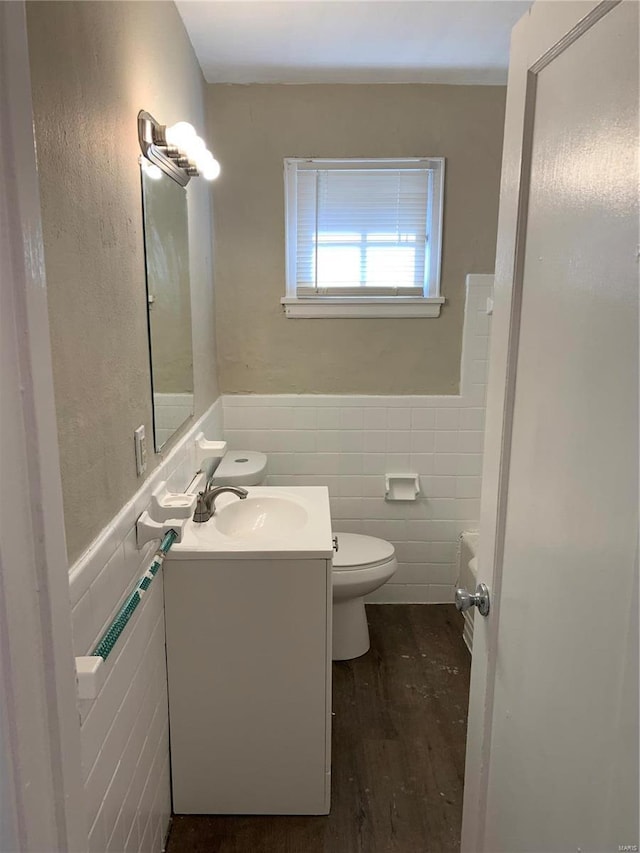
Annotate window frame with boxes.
[283,157,446,318]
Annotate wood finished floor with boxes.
[165,604,471,853]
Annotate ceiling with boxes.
[176,0,532,86]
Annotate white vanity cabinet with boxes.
[163,486,333,815]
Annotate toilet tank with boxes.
[210,451,267,486]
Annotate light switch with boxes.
[134,425,147,476]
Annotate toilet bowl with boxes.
[332,533,397,661]
[211,451,397,661]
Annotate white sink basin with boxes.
[214,496,308,539]
[167,486,333,559]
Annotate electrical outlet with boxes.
[134,425,147,476]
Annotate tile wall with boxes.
[153,393,195,449]
[69,399,223,852]
[223,274,493,603]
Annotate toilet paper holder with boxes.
[385,473,420,501]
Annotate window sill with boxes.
[281,296,445,319]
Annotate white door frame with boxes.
[461,2,629,850]
[0,3,86,850]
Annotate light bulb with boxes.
[194,148,212,173]
[186,135,207,163]
[165,121,197,151]
[200,151,221,181]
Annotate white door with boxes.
[462,2,639,851]
[1,3,86,850]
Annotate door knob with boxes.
[455,583,490,617]
[333,535,339,552]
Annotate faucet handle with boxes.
[193,485,247,523]
[193,491,211,524]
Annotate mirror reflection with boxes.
[141,164,194,450]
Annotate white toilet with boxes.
[210,451,398,660]
[331,532,397,660]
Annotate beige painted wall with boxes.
[27,1,219,562]
[208,84,505,394]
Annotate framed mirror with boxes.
[140,162,194,451]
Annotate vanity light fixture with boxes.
[138,110,221,187]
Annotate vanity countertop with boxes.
[165,485,333,560]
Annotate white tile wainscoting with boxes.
[153,392,195,449]
[223,274,493,604]
[69,399,223,853]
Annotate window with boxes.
[283,158,445,318]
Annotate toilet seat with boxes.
[332,533,395,571]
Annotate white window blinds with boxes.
[286,159,444,299]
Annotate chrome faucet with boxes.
[193,485,248,523]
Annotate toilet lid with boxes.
[332,533,395,571]
[211,451,267,486]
